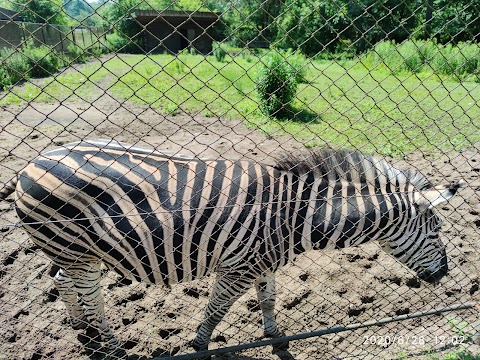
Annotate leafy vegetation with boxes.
[1,0,468,59]
[428,350,480,360]
[0,49,30,87]
[256,52,298,117]
[0,39,110,88]
[363,40,480,81]
[1,48,478,156]
[67,44,89,64]
[217,0,480,55]
[10,0,68,24]
[22,44,63,78]
[0,0,477,57]
[213,43,227,63]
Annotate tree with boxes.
[223,0,283,46]
[343,0,420,52]
[106,0,145,51]
[276,0,347,56]
[14,0,68,24]
[429,0,480,43]
[63,0,104,27]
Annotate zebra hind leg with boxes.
[65,263,126,359]
[53,268,88,330]
[54,266,102,353]
[255,273,289,352]
[192,271,255,358]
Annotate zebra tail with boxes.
[0,177,17,200]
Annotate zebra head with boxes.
[379,182,464,284]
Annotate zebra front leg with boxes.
[68,263,126,359]
[192,271,254,354]
[255,273,289,352]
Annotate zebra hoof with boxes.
[70,314,89,330]
[190,339,207,352]
[190,340,211,360]
[78,326,102,353]
[272,341,290,353]
[266,331,289,352]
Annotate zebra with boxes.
[0,139,463,358]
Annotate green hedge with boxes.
[364,40,480,81]
[0,41,110,88]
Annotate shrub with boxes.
[22,44,62,78]
[68,44,89,63]
[364,40,480,80]
[105,32,134,53]
[0,48,29,86]
[87,44,108,58]
[280,49,308,83]
[363,41,401,71]
[213,42,227,62]
[448,43,479,79]
[256,51,298,118]
[396,41,422,73]
[431,42,480,79]
[416,40,438,64]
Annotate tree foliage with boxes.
[63,0,104,27]
[223,0,282,46]
[276,0,347,56]
[14,0,68,24]
[104,0,146,52]
[222,0,478,56]
[429,0,480,43]
[343,0,419,52]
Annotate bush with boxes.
[0,48,29,87]
[364,40,480,80]
[68,44,89,63]
[22,44,62,78]
[105,32,141,54]
[87,44,108,58]
[433,43,479,79]
[280,49,308,83]
[396,41,422,73]
[257,51,298,118]
[363,41,402,71]
[213,42,227,62]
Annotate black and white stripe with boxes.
[2,139,463,357]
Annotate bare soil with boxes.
[0,91,479,360]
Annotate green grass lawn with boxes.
[2,52,479,156]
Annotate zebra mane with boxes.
[275,149,431,190]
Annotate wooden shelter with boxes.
[133,9,220,54]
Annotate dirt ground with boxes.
[0,78,479,360]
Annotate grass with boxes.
[428,351,480,360]
[1,45,479,156]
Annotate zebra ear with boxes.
[414,181,466,212]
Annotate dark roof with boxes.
[133,9,219,24]
[0,7,22,21]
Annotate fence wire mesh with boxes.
[0,0,479,359]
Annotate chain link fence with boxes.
[0,0,479,359]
